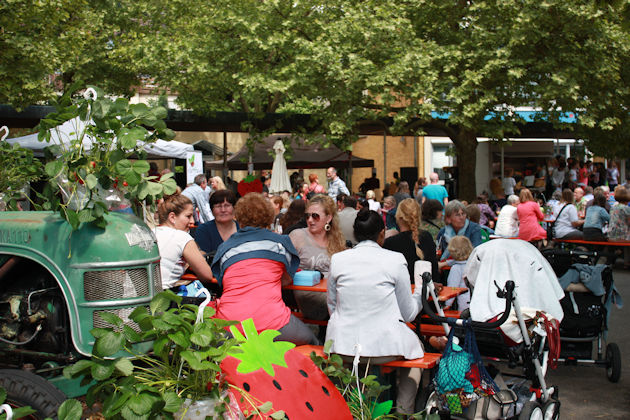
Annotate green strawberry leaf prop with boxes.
[227,318,295,376]
[221,319,352,419]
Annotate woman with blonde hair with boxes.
[209,176,226,191]
[516,188,547,243]
[289,194,346,321]
[383,198,439,283]
[366,189,381,214]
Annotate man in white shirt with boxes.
[182,174,214,224]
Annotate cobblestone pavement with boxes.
[545,264,630,419]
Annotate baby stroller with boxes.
[541,248,622,382]
[421,239,562,420]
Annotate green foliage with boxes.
[63,291,240,419]
[0,387,36,419]
[309,341,437,420]
[34,86,177,230]
[0,139,42,211]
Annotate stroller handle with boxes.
[420,272,515,329]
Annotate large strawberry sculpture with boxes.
[220,319,352,419]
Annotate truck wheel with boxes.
[0,369,67,419]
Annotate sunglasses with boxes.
[305,212,322,221]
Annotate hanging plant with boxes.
[0,126,43,210]
[35,85,177,229]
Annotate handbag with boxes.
[547,204,567,239]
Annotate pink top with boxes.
[216,259,291,333]
[309,182,325,194]
[517,201,547,241]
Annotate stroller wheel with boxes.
[519,401,543,420]
[424,390,441,414]
[606,342,622,383]
[542,400,560,420]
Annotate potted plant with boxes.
[34,85,177,230]
[63,291,244,419]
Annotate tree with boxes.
[1,0,144,109]
[138,0,629,199]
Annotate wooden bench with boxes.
[294,345,442,371]
[556,239,630,247]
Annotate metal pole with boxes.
[222,131,228,180]
[383,130,387,192]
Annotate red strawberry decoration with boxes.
[220,319,352,420]
[237,175,263,196]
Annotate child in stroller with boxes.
[422,239,563,419]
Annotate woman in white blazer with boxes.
[326,208,424,415]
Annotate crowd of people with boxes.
[151,161,629,415]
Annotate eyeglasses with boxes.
[305,212,322,221]
[213,203,233,210]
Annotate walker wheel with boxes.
[606,342,622,383]
[542,400,560,420]
[519,401,543,420]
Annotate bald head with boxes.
[429,172,439,183]
[574,187,584,201]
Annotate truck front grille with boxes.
[151,263,163,293]
[84,269,150,301]
[93,306,149,333]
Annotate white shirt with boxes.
[495,205,519,237]
[368,198,382,214]
[553,204,579,238]
[153,226,194,289]
[502,177,516,195]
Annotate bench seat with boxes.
[294,345,441,370]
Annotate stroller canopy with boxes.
[465,239,565,323]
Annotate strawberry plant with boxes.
[63,291,240,419]
[34,85,177,230]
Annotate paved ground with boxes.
[545,263,630,419]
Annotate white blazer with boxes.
[326,240,424,359]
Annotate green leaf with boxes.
[0,388,6,404]
[122,325,142,342]
[114,358,134,376]
[93,331,125,357]
[372,400,393,418]
[190,323,214,347]
[258,401,273,413]
[127,392,155,416]
[150,291,175,314]
[63,359,93,378]
[270,410,286,419]
[11,407,36,418]
[98,311,124,328]
[131,103,150,118]
[91,360,116,380]
[152,106,167,120]
[66,209,80,230]
[85,173,98,189]
[57,399,83,420]
[45,160,63,178]
[167,330,190,348]
[78,209,96,223]
[162,392,182,413]
[160,178,177,195]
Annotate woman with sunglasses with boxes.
[211,193,319,345]
[194,189,239,256]
[289,194,346,321]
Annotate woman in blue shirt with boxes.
[583,191,610,241]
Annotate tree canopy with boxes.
[3,0,629,199]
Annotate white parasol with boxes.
[269,139,292,194]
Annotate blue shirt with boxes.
[422,184,448,204]
[327,177,349,200]
[584,205,610,230]
[195,220,239,254]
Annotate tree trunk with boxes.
[451,129,478,202]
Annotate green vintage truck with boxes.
[0,211,161,417]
